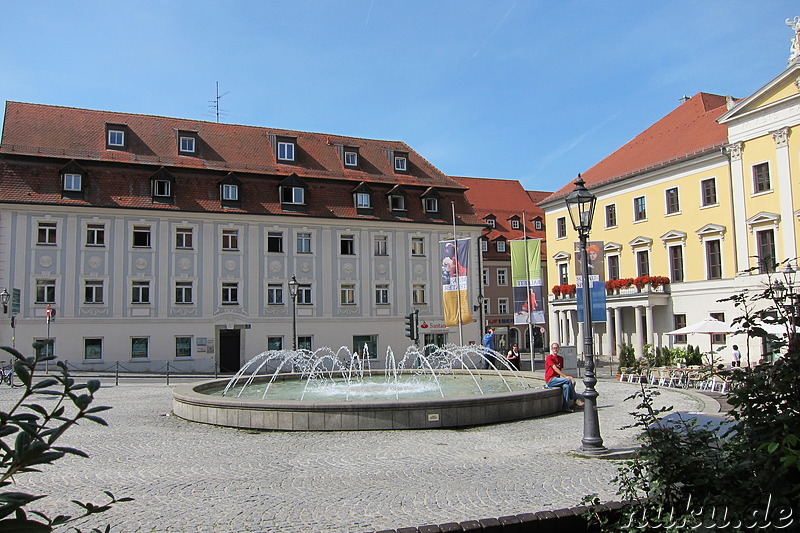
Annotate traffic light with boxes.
[404,310,419,343]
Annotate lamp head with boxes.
[288,275,300,298]
[565,174,597,235]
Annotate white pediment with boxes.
[552,251,571,262]
[745,211,780,226]
[660,230,687,246]
[628,236,653,249]
[695,223,726,241]
[604,241,622,252]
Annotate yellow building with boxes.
[540,26,800,366]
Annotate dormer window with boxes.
[390,194,406,211]
[177,131,198,156]
[277,138,296,162]
[394,153,408,172]
[150,168,175,204]
[486,216,496,228]
[279,174,307,213]
[106,124,127,150]
[533,217,543,231]
[352,183,373,216]
[497,240,507,253]
[511,220,520,229]
[64,173,82,192]
[60,160,86,199]
[218,172,242,209]
[344,147,359,168]
[424,197,439,214]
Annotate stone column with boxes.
[772,127,796,260]
[645,304,654,348]
[727,142,750,273]
[635,306,645,357]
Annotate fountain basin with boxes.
[172,371,563,431]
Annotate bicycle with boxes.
[1,361,17,387]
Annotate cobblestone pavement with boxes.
[0,376,716,533]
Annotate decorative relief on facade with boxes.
[342,263,354,275]
[337,306,359,316]
[726,141,743,161]
[135,257,148,270]
[88,256,102,269]
[264,306,285,316]
[299,262,311,273]
[376,264,387,275]
[788,16,800,65]
[270,260,282,273]
[413,264,424,276]
[171,307,198,317]
[771,127,789,148]
[79,307,109,318]
[178,258,192,271]
[213,307,249,317]
[224,260,237,271]
[38,255,53,268]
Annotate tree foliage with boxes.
[0,345,131,532]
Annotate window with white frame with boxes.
[297,285,313,305]
[603,204,616,228]
[36,279,55,304]
[375,284,389,305]
[752,162,771,193]
[222,184,239,201]
[486,218,496,228]
[133,226,151,248]
[498,298,509,315]
[669,245,684,283]
[179,136,196,154]
[705,239,722,279]
[390,194,406,211]
[152,179,171,198]
[277,141,295,161]
[511,220,520,229]
[672,315,687,344]
[340,284,356,305]
[175,281,193,304]
[37,222,57,245]
[222,229,239,250]
[756,229,776,274]
[176,227,193,249]
[481,239,488,252]
[556,217,567,238]
[701,178,717,206]
[340,235,355,255]
[665,187,680,215]
[411,237,425,256]
[222,282,238,304]
[176,336,192,357]
[496,240,506,253]
[267,231,284,253]
[374,235,388,256]
[63,173,82,191]
[356,192,371,208]
[298,336,313,350]
[131,337,149,359]
[281,186,304,204]
[534,219,543,230]
[423,197,439,214]
[482,268,489,286]
[267,337,283,350]
[607,255,620,280]
[84,280,104,304]
[497,268,508,286]
[86,224,105,247]
[482,299,489,315]
[710,312,727,344]
[267,284,284,305]
[344,151,358,167]
[84,338,102,360]
[107,129,125,147]
[634,196,647,221]
[131,281,150,304]
[558,263,569,285]
[297,232,312,254]
[412,284,426,305]
[636,250,650,277]
[394,155,407,171]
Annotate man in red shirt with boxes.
[545,342,584,411]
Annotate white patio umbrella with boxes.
[666,316,739,353]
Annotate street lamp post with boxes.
[781,263,798,353]
[0,289,13,350]
[288,275,300,351]
[565,175,606,453]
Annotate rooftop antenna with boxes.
[208,82,230,122]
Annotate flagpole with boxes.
[451,201,463,345]
[523,211,535,371]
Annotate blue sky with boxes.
[1,1,796,192]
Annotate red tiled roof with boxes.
[0,102,466,190]
[450,176,548,257]
[542,93,731,202]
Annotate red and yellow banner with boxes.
[440,238,474,327]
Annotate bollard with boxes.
[115,361,119,386]
[166,361,171,386]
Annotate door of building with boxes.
[219,329,241,373]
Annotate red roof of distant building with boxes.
[543,93,731,202]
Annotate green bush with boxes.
[618,343,637,370]
[0,345,131,531]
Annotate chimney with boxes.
[679,95,691,105]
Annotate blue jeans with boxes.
[547,377,577,408]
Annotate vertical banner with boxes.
[440,238,474,327]
[575,240,607,323]
[510,239,545,325]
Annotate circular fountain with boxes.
[172,345,562,431]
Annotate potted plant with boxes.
[634,275,650,291]
[560,284,576,297]
[649,275,670,290]
[551,285,562,298]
